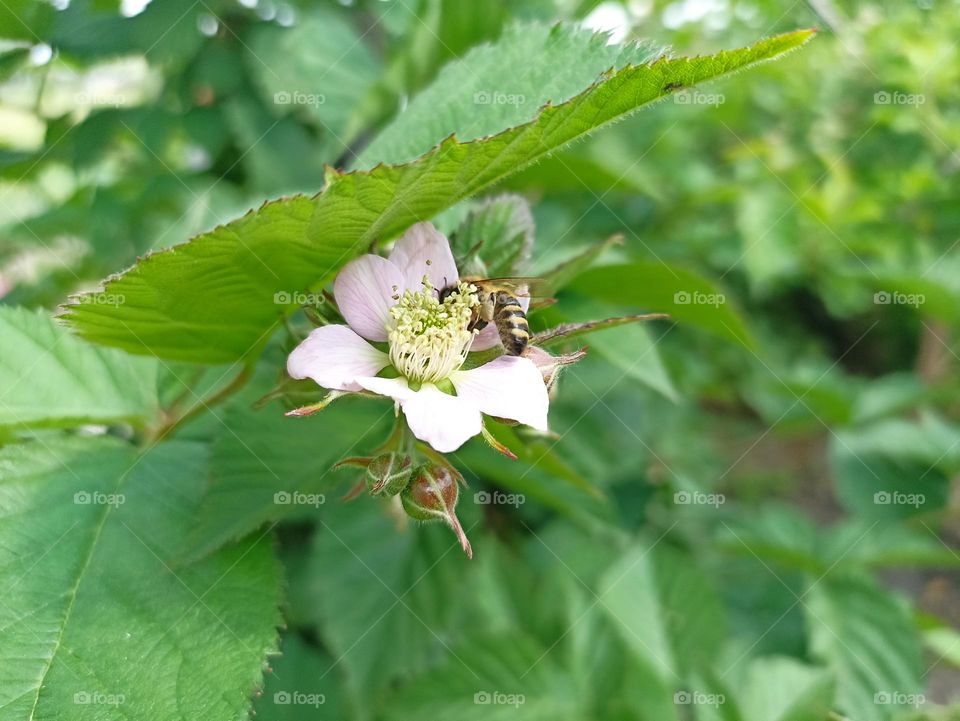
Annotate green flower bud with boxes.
[401,464,472,559]
[366,453,413,497]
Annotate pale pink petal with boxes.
[334,254,404,341]
[356,377,483,453]
[388,222,459,293]
[451,355,549,431]
[287,325,389,391]
[469,294,531,351]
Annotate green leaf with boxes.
[384,633,580,721]
[830,419,952,520]
[354,23,662,168]
[0,0,54,41]
[806,576,923,721]
[0,306,158,430]
[451,193,536,276]
[570,300,679,402]
[598,542,727,682]
[187,397,389,559]
[456,425,615,525]
[0,437,281,720]
[249,6,381,146]
[253,633,345,721]
[306,501,524,714]
[721,505,960,574]
[561,580,679,720]
[64,29,815,362]
[540,235,623,294]
[570,262,755,347]
[736,656,835,721]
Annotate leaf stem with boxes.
[150,363,252,442]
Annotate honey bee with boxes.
[439,277,542,356]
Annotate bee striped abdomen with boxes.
[495,296,529,356]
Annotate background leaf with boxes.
[570,262,755,347]
[0,437,281,720]
[0,306,158,431]
[806,576,924,721]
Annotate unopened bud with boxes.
[401,465,472,559]
[366,453,413,497]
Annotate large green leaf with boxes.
[806,576,923,721]
[354,23,661,168]
[0,437,281,720]
[64,30,814,363]
[0,306,158,431]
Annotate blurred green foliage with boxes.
[1,1,959,720]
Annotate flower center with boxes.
[387,279,477,384]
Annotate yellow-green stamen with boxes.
[387,279,477,384]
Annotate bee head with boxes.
[437,278,456,303]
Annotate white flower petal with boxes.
[469,294,531,351]
[451,355,549,431]
[334,254,405,341]
[388,222,459,293]
[401,385,483,452]
[355,375,416,402]
[356,377,483,453]
[287,325,389,391]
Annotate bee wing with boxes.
[473,277,551,298]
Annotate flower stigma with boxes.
[387,279,478,384]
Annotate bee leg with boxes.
[469,318,489,332]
